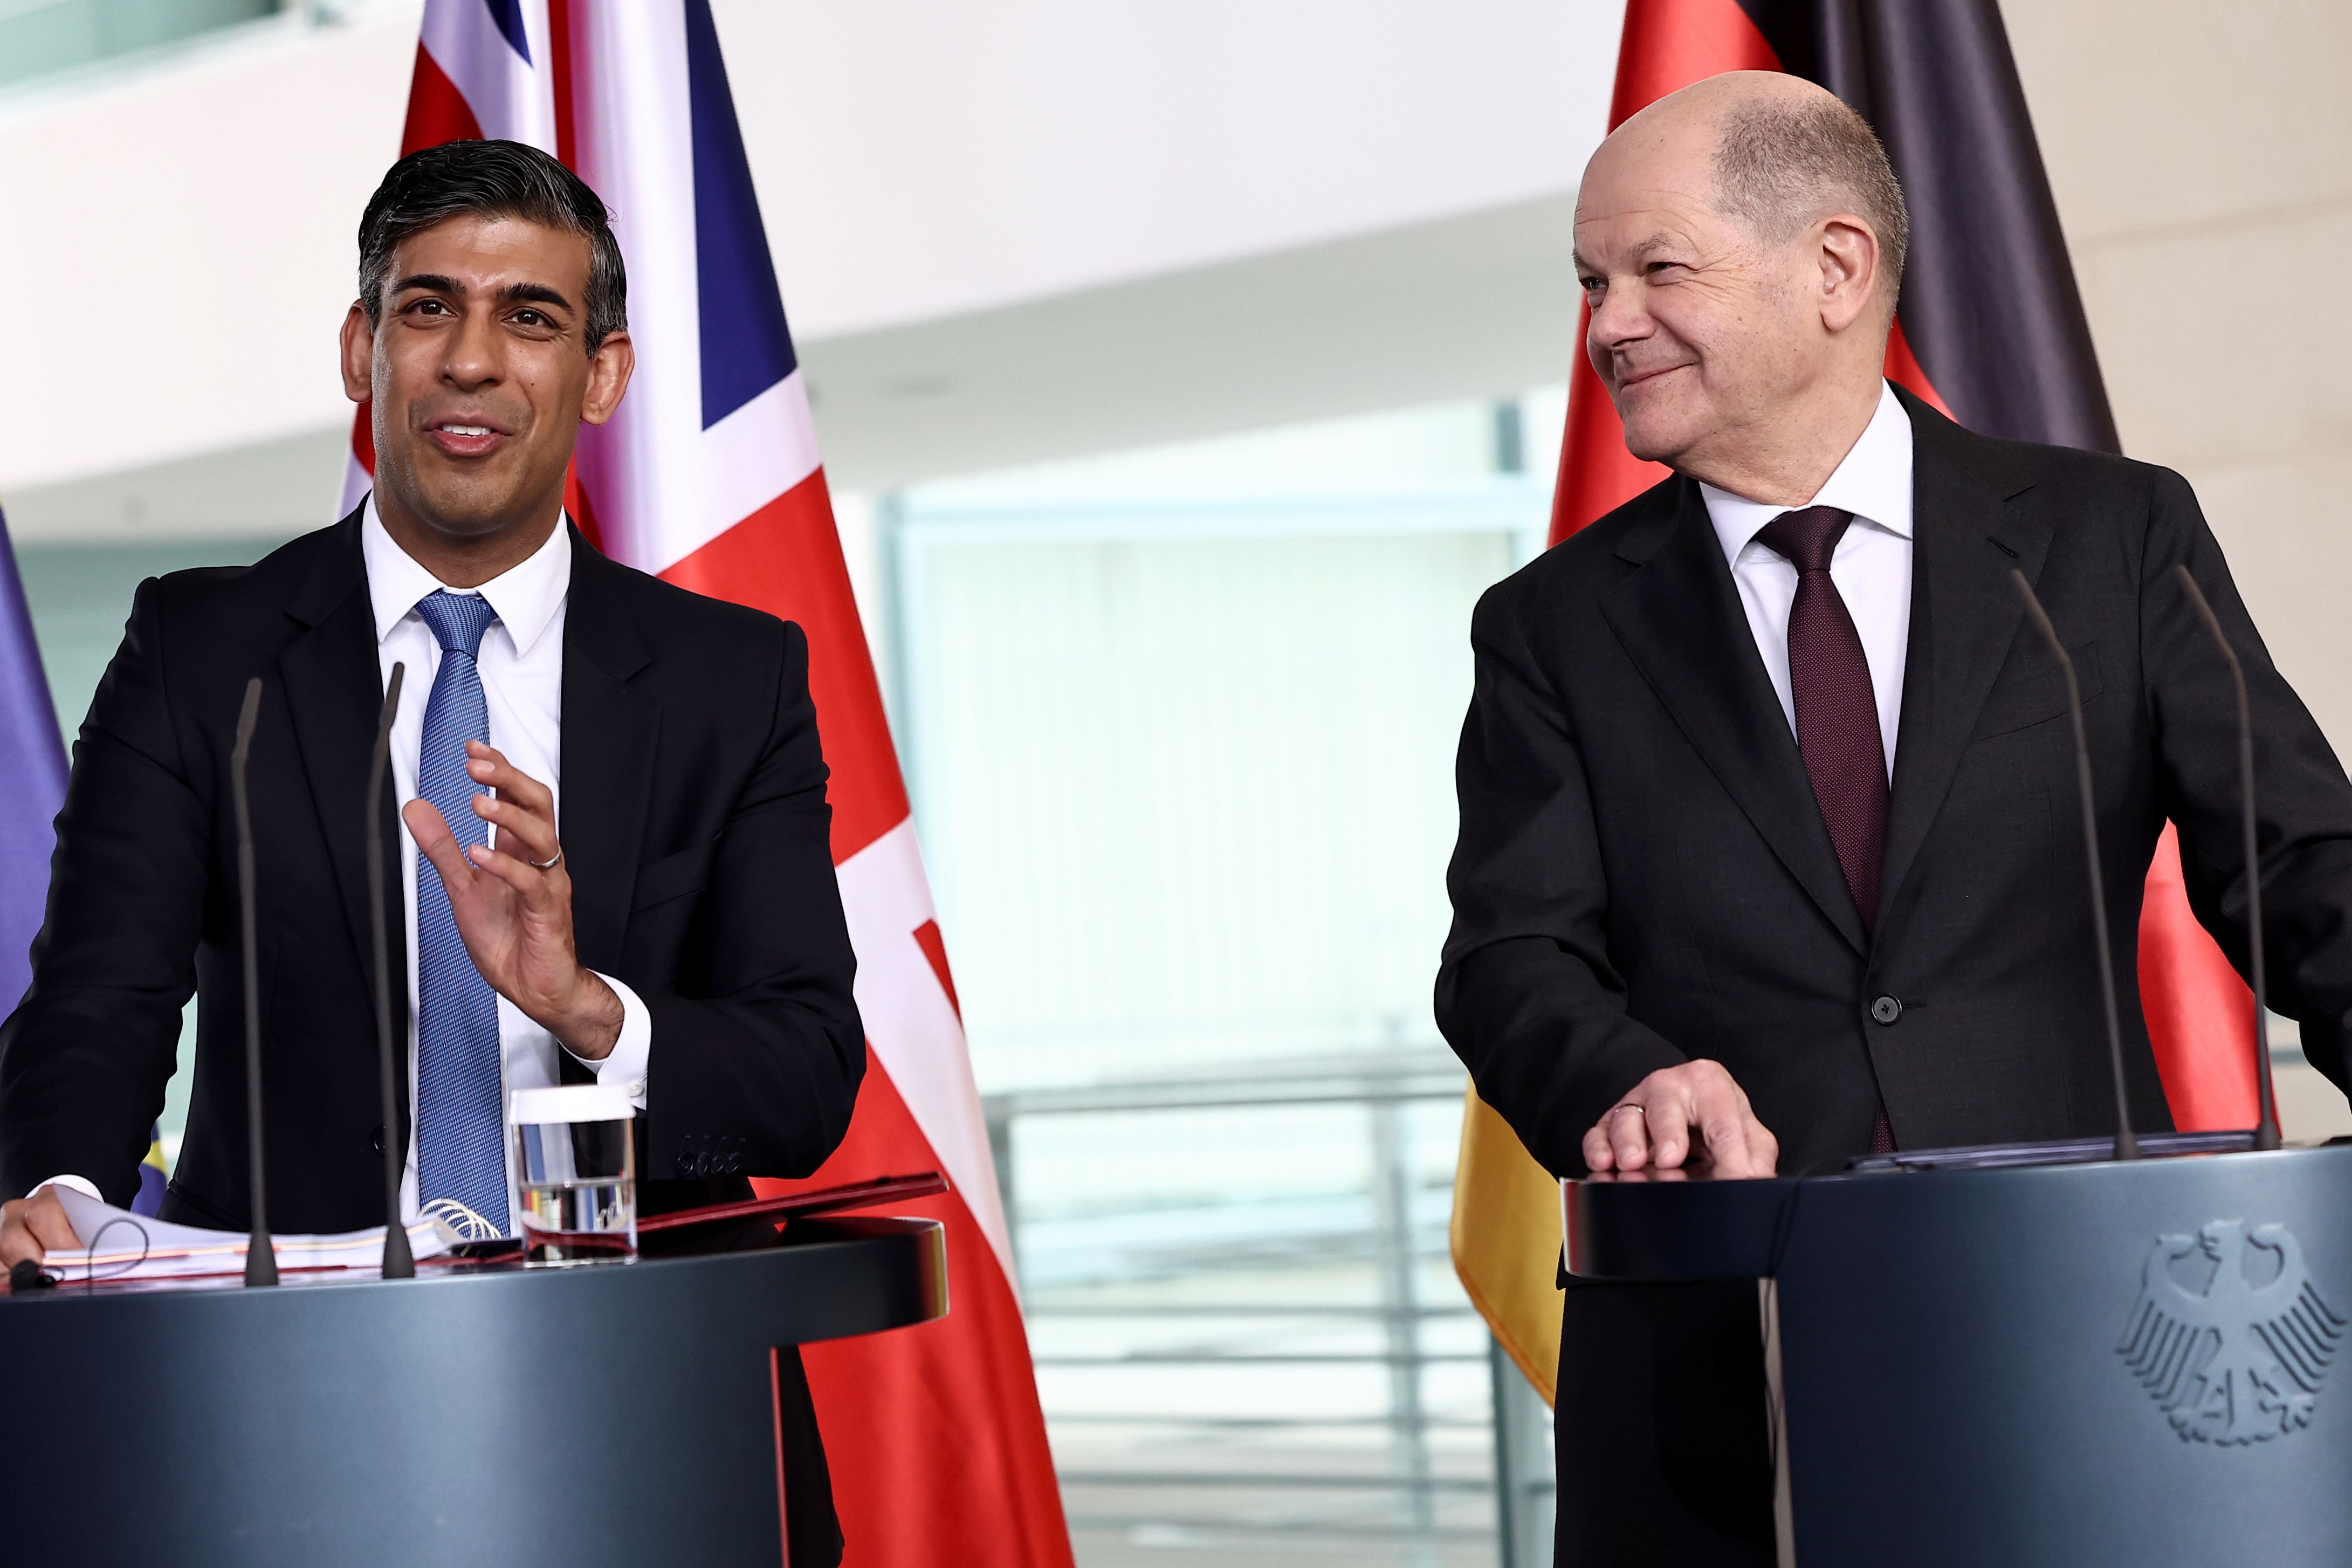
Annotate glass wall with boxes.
[0,0,281,93]
[885,398,1556,1563]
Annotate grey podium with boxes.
[1567,1139,2352,1566]
[0,1213,947,1566]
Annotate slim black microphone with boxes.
[231,677,278,1285]
[2172,565,2284,1151]
[2010,571,2138,1160]
[368,663,414,1278]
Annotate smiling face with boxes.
[1572,81,1890,501]
[340,213,631,561]
[1574,118,1825,476]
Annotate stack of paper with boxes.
[42,1186,453,1284]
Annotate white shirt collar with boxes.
[361,493,571,659]
[1700,381,1915,565]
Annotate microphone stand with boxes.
[2172,566,2283,1151]
[231,678,278,1285]
[2010,572,2138,1160]
[369,664,415,1277]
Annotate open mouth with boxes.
[425,418,512,458]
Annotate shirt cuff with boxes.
[31,1174,102,1203]
[568,971,650,1108]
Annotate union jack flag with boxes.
[348,6,1071,1564]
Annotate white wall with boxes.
[0,0,1617,519]
[2003,0,2352,754]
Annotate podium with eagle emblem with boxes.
[1566,1138,2352,1565]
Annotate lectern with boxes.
[0,1213,946,1566]
[1567,1141,2352,1566]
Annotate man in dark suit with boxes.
[1436,72,2352,1564]
[0,142,862,1562]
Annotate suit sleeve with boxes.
[0,579,207,1205]
[1435,581,1688,1177]
[2141,467,2352,1094]
[636,620,864,1181]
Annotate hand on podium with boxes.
[1582,1059,1779,1178]
[1,1184,86,1270]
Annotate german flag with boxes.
[1452,0,2260,1404]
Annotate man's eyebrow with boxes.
[1570,232,1683,275]
[387,275,575,314]
[496,280,575,314]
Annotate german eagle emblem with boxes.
[2115,1220,2346,1445]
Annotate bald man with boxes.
[1438,72,2352,1563]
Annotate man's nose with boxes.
[1587,274,1652,352]
[442,308,504,388]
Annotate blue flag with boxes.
[0,504,64,1015]
[0,507,145,1208]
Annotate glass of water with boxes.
[511,1084,637,1266]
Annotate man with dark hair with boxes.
[1439,72,2352,1563]
[0,139,861,1562]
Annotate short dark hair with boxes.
[1712,96,1909,314]
[357,140,628,352]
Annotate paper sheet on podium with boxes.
[44,1186,453,1283]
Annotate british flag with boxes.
[346,6,1072,1565]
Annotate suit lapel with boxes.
[1877,402,2055,919]
[276,510,406,1034]
[559,528,659,976]
[1601,480,1870,955]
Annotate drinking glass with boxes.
[511,1084,636,1266]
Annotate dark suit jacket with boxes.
[0,508,862,1564]
[1438,391,2352,1178]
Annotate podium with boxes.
[1566,1141,2352,1566]
[0,1213,946,1565]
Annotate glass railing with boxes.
[985,1051,1555,1567]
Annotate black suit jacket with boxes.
[1438,393,2352,1177]
[0,510,862,1562]
[0,508,864,1215]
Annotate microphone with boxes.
[368,663,414,1278]
[2009,572,2138,1160]
[231,677,278,1285]
[2171,565,2284,1151]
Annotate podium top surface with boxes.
[1564,1137,2352,1281]
[0,1212,948,1348]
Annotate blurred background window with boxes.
[0,0,281,92]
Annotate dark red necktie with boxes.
[1755,505,1895,1152]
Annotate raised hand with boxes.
[404,739,623,1061]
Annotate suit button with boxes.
[370,1124,387,1154]
[1870,995,1903,1026]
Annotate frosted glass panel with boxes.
[897,503,1535,1090]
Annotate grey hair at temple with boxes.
[1712,94,1910,314]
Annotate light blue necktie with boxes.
[411,589,510,1239]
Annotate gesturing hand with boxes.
[1581,1060,1779,1178]
[404,740,623,1061]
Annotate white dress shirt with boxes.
[362,498,649,1225]
[32,505,654,1223]
[1700,381,1915,776]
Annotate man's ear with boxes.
[340,301,375,405]
[580,330,635,427]
[1816,216,1881,335]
